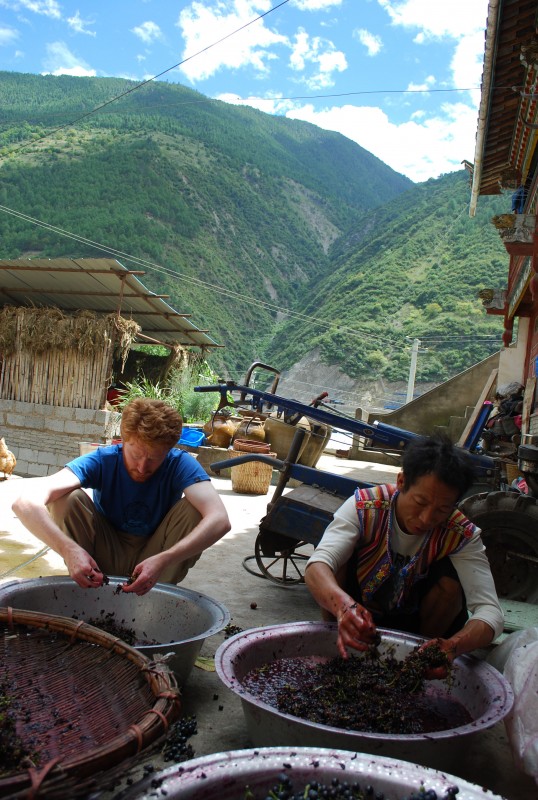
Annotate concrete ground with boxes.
[0,454,536,799]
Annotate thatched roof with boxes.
[0,257,221,351]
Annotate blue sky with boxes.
[0,0,490,182]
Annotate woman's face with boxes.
[395,472,459,535]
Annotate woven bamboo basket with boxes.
[231,440,276,494]
[0,607,181,799]
[504,461,521,484]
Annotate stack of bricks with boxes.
[0,399,120,476]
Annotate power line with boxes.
[0,202,408,351]
[2,82,524,130]
[3,0,292,159]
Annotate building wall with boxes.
[499,317,528,386]
[0,399,121,476]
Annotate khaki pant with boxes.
[48,489,203,583]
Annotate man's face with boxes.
[122,437,170,482]
[395,472,459,535]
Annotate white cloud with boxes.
[292,0,343,8]
[0,25,18,45]
[177,1,288,83]
[67,11,96,37]
[217,92,293,115]
[0,0,61,18]
[355,28,382,57]
[219,92,478,182]
[131,20,162,45]
[377,0,488,103]
[451,28,486,90]
[286,100,478,181]
[289,28,347,89]
[42,41,96,77]
[377,0,487,39]
[407,74,435,92]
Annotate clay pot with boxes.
[203,413,238,448]
[234,414,266,443]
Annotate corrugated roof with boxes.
[0,257,221,350]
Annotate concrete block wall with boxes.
[0,399,121,476]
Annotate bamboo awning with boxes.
[0,257,221,350]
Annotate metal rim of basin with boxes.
[215,621,514,745]
[0,575,231,648]
[114,746,507,800]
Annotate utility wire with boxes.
[0,202,504,352]
[3,0,292,159]
[0,84,490,126]
[0,203,407,351]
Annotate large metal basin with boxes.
[115,747,506,799]
[0,575,229,685]
[215,621,513,771]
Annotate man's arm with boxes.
[11,468,103,586]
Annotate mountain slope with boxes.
[265,170,509,384]
[0,71,412,375]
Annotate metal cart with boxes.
[196,364,499,587]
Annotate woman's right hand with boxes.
[336,600,378,657]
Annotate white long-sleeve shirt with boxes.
[307,493,504,639]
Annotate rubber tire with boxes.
[459,491,538,603]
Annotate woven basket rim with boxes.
[0,606,181,798]
[233,438,271,453]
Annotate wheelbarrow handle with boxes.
[211,453,284,474]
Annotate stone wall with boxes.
[0,399,121,476]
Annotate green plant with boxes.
[114,361,221,422]
[115,376,172,409]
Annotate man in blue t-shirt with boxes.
[12,399,231,596]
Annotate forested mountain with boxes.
[0,71,508,387]
[265,170,508,384]
[0,70,411,375]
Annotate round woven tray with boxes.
[0,607,181,799]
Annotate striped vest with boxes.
[354,484,476,607]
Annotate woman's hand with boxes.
[336,601,379,658]
[417,637,456,679]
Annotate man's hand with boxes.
[121,554,165,596]
[336,601,379,658]
[64,546,104,589]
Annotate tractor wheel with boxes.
[252,531,314,586]
[460,491,538,603]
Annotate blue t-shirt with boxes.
[66,444,210,537]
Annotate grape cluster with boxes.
[224,622,244,639]
[161,715,197,763]
[244,774,460,800]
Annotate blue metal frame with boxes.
[196,382,497,481]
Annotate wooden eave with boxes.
[473,0,538,197]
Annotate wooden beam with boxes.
[457,368,499,447]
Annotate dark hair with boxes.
[401,434,475,498]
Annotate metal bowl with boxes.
[0,575,229,685]
[215,621,513,771]
[114,747,506,799]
